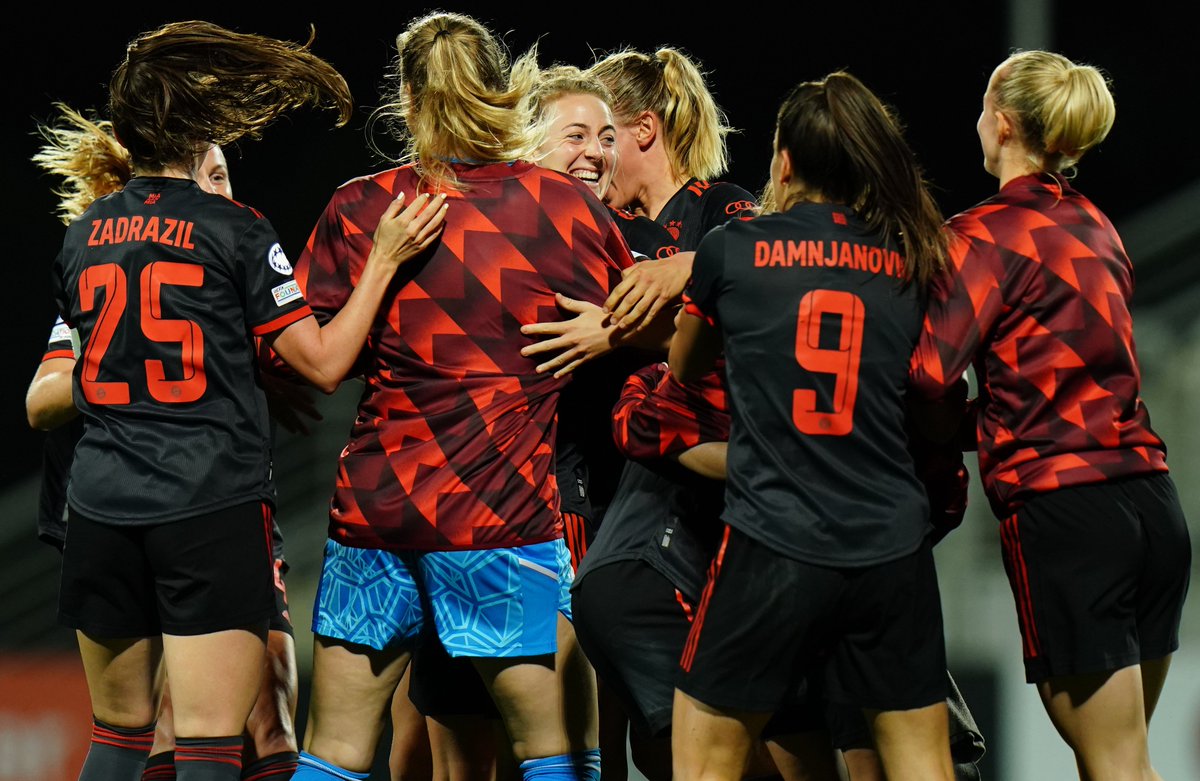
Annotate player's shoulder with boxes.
[698,180,756,206]
[328,164,419,204]
[708,207,778,240]
[525,164,605,205]
[215,194,268,224]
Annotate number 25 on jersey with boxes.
[79,261,207,405]
[793,289,863,436]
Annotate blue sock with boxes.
[520,749,601,781]
[291,752,368,781]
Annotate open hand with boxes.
[520,293,617,378]
[603,252,694,332]
[368,191,449,271]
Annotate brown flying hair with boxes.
[774,72,946,288]
[108,20,352,171]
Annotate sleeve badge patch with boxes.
[268,243,294,275]
[272,280,303,307]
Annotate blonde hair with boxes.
[373,12,540,187]
[527,65,614,131]
[992,50,1115,173]
[33,104,132,224]
[109,21,352,171]
[589,48,732,181]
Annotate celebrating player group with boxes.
[26,13,1188,781]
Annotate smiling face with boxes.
[197,145,232,198]
[536,93,617,199]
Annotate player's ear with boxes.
[633,110,657,151]
[995,109,1014,146]
[777,147,794,186]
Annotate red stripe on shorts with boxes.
[562,512,588,572]
[261,503,274,570]
[1000,514,1041,659]
[680,523,731,673]
[674,589,695,623]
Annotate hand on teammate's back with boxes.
[367,192,449,271]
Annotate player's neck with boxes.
[134,165,195,182]
[641,171,690,222]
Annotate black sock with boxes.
[175,736,243,781]
[142,750,177,780]
[241,751,300,781]
[79,718,155,781]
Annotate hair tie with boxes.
[434,28,451,41]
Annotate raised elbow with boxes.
[26,406,49,431]
[26,399,73,431]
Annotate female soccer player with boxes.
[522,47,753,377]
[28,107,308,781]
[292,13,633,781]
[669,72,955,781]
[520,49,753,377]
[909,51,1190,781]
[530,66,617,202]
[48,22,445,781]
[587,47,756,333]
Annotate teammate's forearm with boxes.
[27,359,78,430]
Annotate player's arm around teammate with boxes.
[669,72,954,781]
[294,15,630,781]
[48,24,441,781]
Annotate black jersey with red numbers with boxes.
[52,177,312,525]
[685,203,929,566]
[656,178,757,251]
[909,174,1167,517]
[574,362,730,602]
[298,162,633,552]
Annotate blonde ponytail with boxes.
[373,13,540,187]
[992,50,1115,173]
[589,48,732,181]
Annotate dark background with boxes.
[4,8,1197,779]
[5,5,1197,481]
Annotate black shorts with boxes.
[1001,472,1191,683]
[408,623,498,718]
[821,670,985,762]
[60,501,277,637]
[679,525,947,714]
[572,559,695,737]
